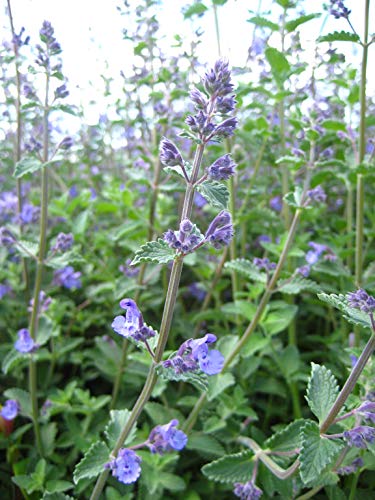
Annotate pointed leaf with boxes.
[202,451,254,483]
[207,373,235,401]
[277,275,320,294]
[299,421,344,485]
[197,180,229,209]
[157,363,208,391]
[187,432,225,457]
[247,16,279,31]
[265,419,306,452]
[317,293,373,330]
[306,363,340,424]
[265,47,290,85]
[73,441,110,484]
[104,410,136,448]
[4,388,32,418]
[2,349,26,374]
[225,259,267,283]
[318,31,360,43]
[131,239,175,266]
[13,157,44,178]
[285,13,321,32]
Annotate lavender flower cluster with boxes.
[233,480,263,499]
[106,419,187,485]
[111,299,155,343]
[329,0,351,19]
[347,289,375,314]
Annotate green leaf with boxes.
[299,421,344,485]
[2,349,26,374]
[15,239,39,259]
[247,15,279,31]
[285,13,321,32]
[159,473,186,491]
[318,31,360,43]
[13,157,44,178]
[157,363,208,392]
[265,419,306,452]
[262,302,298,336]
[207,373,235,401]
[221,300,257,322]
[225,259,267,284]
[73,441,110,484]
[277,275,320,294]
[131,239,175,266]
[283,186,303,208]
[306,363,340,425]
[45,480,73,493]
[187,432,225,457]
[321,119,347,132]
[183,2,208,18]
[41,422,57,457]
[202,451,254,483]
[265,47,290,85]
[4,388,32,418]
[46,250,86,270]
[104,410,136,448]
[196,180,229,209]
[317,292,373,330]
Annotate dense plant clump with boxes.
[1,0,374,498]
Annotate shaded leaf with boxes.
[197,180,229,210]
[265,419,306,452]
[202,451,254,483]
[318,31,360,43]
[207,373,235,401]
[225,259,267,284]
[277,275,320,294]
[247,15,279,31]
[157,363,208,392]
[104,410,136,448]
[14,157,44,178]
[317,293,373,330]
[306,363,340,425]
[187,432,225,457]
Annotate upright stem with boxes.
[354,0,370,288]
[90,142,206,500]
[6,0,30,297]
[212,2,221,58]
[27,70,50,457]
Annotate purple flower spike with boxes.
[106,449,142,484]
[329,0,351,19]
[347,289,375,313]
[306,185,327,204]
[270,196,282,212]
[53,266,81,289]
[337,457,363,476]
[356,401,375,423]
[14,328,39,354]
[159,138,184,167]
[147,419,187,455]
[52,232,74,252]
[343,425,375,449]
[207,154,236,181]
[1,400,20,420]
[233,480,263,499]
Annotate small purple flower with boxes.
[52,232,74,252]
[54,84,69,100]
[14,328,39,354]
[306,185,327,204]
[28,291,52,314]
[190,88,208,109]
[119,259,139,278]
[0,282,12,299]
[253,257,276,272]
[297,265,310,278]
[106,449,142,484]
[59,136,73,150]
[164,333,224,376]
[203,59,234,98]
[147,419,187,454]
[343,425,375,448]
[233,480,263,499]
[159,138,184,167]
[329,0,351,19]
[205,210,234,249]
[194,191,207,208]
[212,117,238,139]
[69,185,78,198]
[53,266,82,289]
[207,154,236,181]
[111,299,155,343]
[269,196,282,212]
[188,282,207,301]
[356,401,375,423]
[0,227,15,246]
[347,289,375,313]
[337,457,363,476]
[19,203,39,224]
[1,400,20,420]
[163,219,203,254]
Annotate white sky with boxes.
[3,0,374,127]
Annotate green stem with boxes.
[320,332,375,434]
[354,0,370,288]
[212,2,221,58]
[90,143,206,500]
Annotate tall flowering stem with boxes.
[355,0,370,288]
[90,60,237,499]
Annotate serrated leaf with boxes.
[41,422,57,457]
[2,348,26,374]
[321,119,347,132]
[247,15,279,31]
[159,473,186,491]
[221,300,257,322]
[207,373,235,401]
[202,451,254,483]
[187,432,225,457]
[4,388,32,418]
[277,275,320,294]
[317,293,373,330]
[306,363,340,424]
[265,47,290,85]
[46,250,86,269]
[157,363,208,391]
[15,239,39,259]
[283,187,303,208]
[299,421,344,485]
[131,239,175,266]
[262,302,298,336]
[225,259,267,284]
[13,157,44,178]
[197,180,229,209]
[318,31,360,43]
[73,441,110,484]
[285,13,320,32]
[265,419,306,452]
[183,2,208,18]
[104,410,136,448]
